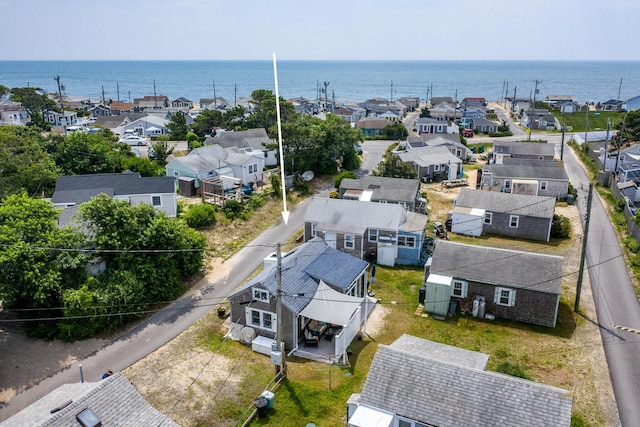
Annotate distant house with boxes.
[616,144,640,186]
[356,116,389,137]
[545,95,577,106]
[339,176,424,212]
[452,188,556,241]
[171,97,193,109]
[228,238,373,364]
[414,117,448,134]
[461,107,486,120]
[44,109,78,127]
[599,99,626,111]
[407,133,470,162]
[107,101,137,115]
[490,141,556,164]
[204,128,277,167]
[557,101,579,114]
[119,114,169,137]
[303,198,428,266]
[397,145,463,182]
[94,113,146,134]
[479,162,569,198]
[0,99,30,126]
[347,335,573,427]
[89,103,111,117]
[51,171,178,217]
[330,106,360,125]
[429,98,458,121]
[1,373,179,426]
[426,241,564,327]
[627,95,640,112]
[523,109,557,130]
[133,95,169,109]
[468,117,499,134]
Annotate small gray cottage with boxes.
[228,238,374,364]
[425,241,564,327]
[347,335,573,427]
[338,176,423,212]
[479,162,569,199]
[452,188,556,241]
[490,141,556,164]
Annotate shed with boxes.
[178,177,197,196]
[424,273,452,316]
[451,206,485,237]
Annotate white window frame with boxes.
[495,287,516,307]
[504,179,511,190]
[173,170,180,177]
[252,288,269,302]
[344,234,355,249]
[484,212,492,225]
[509,215,519,228]
[248,163,258,174]
[369,229,378,242]
[540,180,548,190]
[310,222,317,237]
[246,307,276,331]
[434,164,440,172]
[452,279,468,298]
[151,195,162,207]
[397,235,416,248]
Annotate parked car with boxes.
[462,129,474,138]
[118,135,148,146]
[354,143,363,155]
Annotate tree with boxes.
[123,156,164,177]
[334,170,357,188]
[623,110,640,142]
[0,194,88,337]
[191,109,225,137]
[244,89,297,137]
[48,131,129,175]
[149,140,174,166]
[419,106,431,118]
[167,112,189,140]
[373,152,417,179]
[10,87,56,130]
[0,85,9,98]
[382,123,409,140]
[0,126,60,198]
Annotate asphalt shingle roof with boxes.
[493,141,556,156]
[339,176,420,205]
[305,198,406,232]
[483,163,569,180]
[455,188,556,219]
[429,241,563,294]
[359,341,573,427]
[397,145,462,167]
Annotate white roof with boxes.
[298,280,364,326]
[426,273,452,286]
[349,404,394,427]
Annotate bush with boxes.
[246,193,266,210]
[550,214,571,239]
[183,203,217,229]
[329,190,339,198]
[625,236,640,253]
[223,199,244,219]
[494,361,530,380]
[334,170,356,188]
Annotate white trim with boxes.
[369,229,378,242]
[540,180,548,190]
[252,287,269,302]
[452,279,468,298]
[344,234,355,249]
[509,215,519,228]
[151,195,162,207]
[494,287,516,307]
[246,307,277,332]
[484,212,493,225]
[397,235,416,248]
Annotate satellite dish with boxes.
[301,170,315,182]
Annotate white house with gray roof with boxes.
[479,162,569,199]
[303,198,428,267]
[339,176,423,212]
[51,171,177,217]
[452,188,556,241]
[228,238,373,364]
[204,128,277,166]
[426,241,564,327]
[347,335,572,427]
[397,145,463,182]
[491,141,556,164]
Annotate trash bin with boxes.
[260,390,275,409]
[254,397,268,418]
[566,194,575,205]
[418,285,426,305]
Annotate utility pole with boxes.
[583,106,589,152]
[275,243,286,376]
[116,82,120,102]
[512,86,517,113]
[575,183,593,313]
[323,81,330,111]
[504,81,509,109]
[153,79,158,108]
[501,80,506,105]
[234,84,237,108]
[616,78,623,113]
[213,80,217,108]
[54,75,65,127]
[390,81,393,103]
[533,79,541,106]
[560,119,565,161]
[101,85,106,106]
[603,118,611,172]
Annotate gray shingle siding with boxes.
[484,211,551,241]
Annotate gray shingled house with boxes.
[1,373,179,427]
[452,188,556,241]
[51,171,177,217]
[425,241,564,327]
[228,238,374,364]
[397,145,463,183]
[478,162,569,199]
[203,128,278,167]
[347,334,573,427]
[303,198,428,266]
[490,141,556,164]
[338,176,423,212]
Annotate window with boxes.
[173,170,180,177]
[540,181,548,190]
[252,288,269,302]
[509,215,519,228]
[504,179,511,190]
[248,164,258,174]
[151,195,161,206]
[344,234,355,249]
[495,287,516,307]
[369,229,378,242]
[484,212,493,224]
[247,308,277,331]
[434,164,440,172]
[310,222,317,237]
[397,235,416,248]
[452,279,468,298]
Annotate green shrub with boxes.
[334,170,357,189]
[494,361,530,380]
[625,236,640,253]
[550,214,571,239]
[246,193,266,210]
[570,414,588,427]
[183,203,217,229]
[329,190,339,199]
[223,199,244,219]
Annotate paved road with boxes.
[0,194,313,421]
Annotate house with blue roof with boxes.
[228,238,375,364]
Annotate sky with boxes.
[2,0,639,61]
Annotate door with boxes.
[325,232,336,249]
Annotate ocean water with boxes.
[1,60,639,106]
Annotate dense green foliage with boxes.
[373,152,417,179]
[149,140,174,166]
[419,106,431,118]
[47,131,131,175]
[183,203,217,229]
[9,86,56,130]
[550,214,571,239]
[623,109,640,142]
[381,123,409,140]
[167,112,189,140]
[334,170,357,188]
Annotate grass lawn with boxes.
[553,110,625,133]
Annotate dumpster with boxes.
[260,390,275,409]
[254,397,268,418]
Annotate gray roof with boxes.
[231,238,368,314]
[455,188,555,219]
[430,241,563,294]
[1,373,178,427]
[51,172,175,204]
[390,334,488,370]
[493,141,556,156]
[203,128,271,151]
[399,211,428,234]
[359,342,573,427]
[167,151,227,173]
[397,145,462,167]
[305,198,407,233]
[483,163,568,181]
[339,176,420,204]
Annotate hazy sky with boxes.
[2,0,638,61]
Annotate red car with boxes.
[462,129,474,137]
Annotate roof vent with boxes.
[76,407,102,427]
